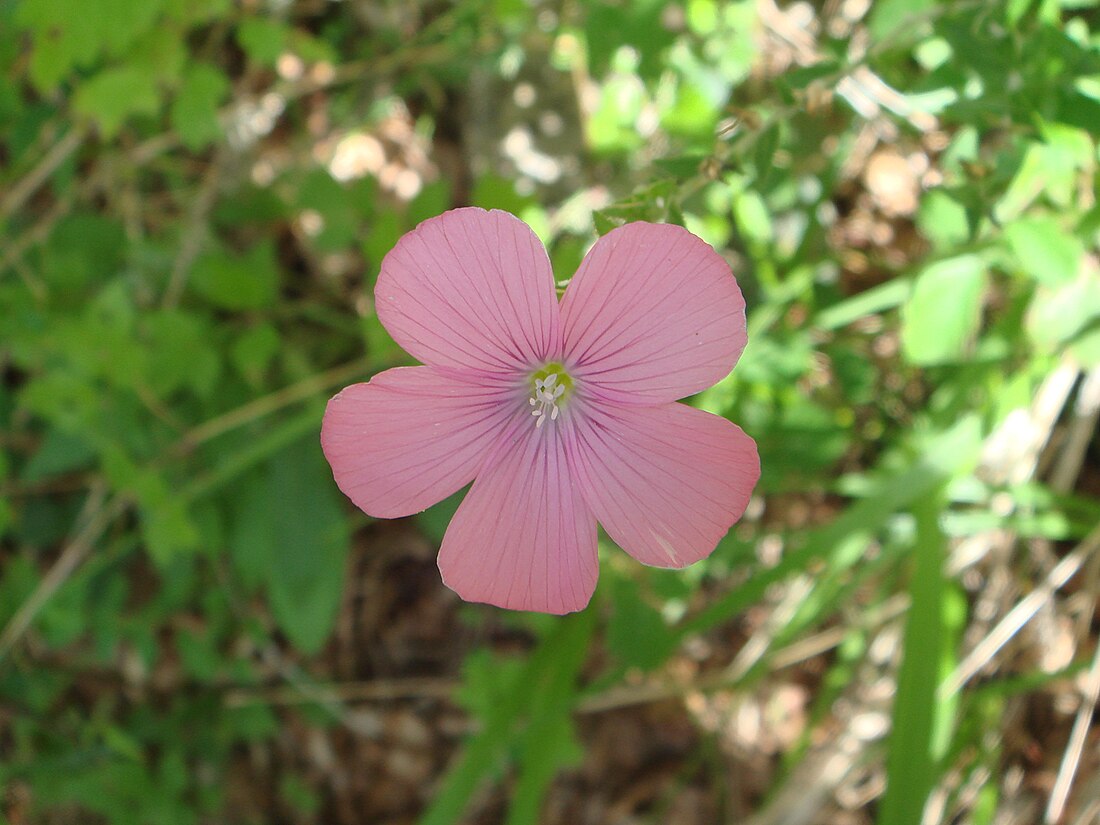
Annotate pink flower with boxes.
[321,208,760,614]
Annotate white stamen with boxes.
[529,372,566,428]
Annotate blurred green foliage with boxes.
[1,0,1099,822]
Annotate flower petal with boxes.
[560,222,746,404]
[437,424,598,614]
[376,208,561,372]
[568,401,759,568]
[321,366,516,519]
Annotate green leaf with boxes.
[237,17,289,66]
[815,279,912,331]
[97,0,165,56]
[606,574,677,670]
[297,170,359,251]
[143,500,201,566]
[190,241,280,310]
[1027,273,1100,348]
[141,310,221,399]
[867,0,937,38]
[231,323,280,385]
[592,210,621,236]
[472,174,535,216]
[417,487,465,544]
[901,255,986,365]
[879,493,948,825]
[163,0,230,24]
[18,0,163,90]
[21,429,96,482]
[18,0,101,90]
[230,474,273,592]
[1068,322,1100,367]
[38,214,127,297]
[661,80,719,139]
[1004,217,1084,285]
[732,189,772,247]
[264,437,349,654]
[584,0,676,81]
[506,612,593,825]
[73,67,160,139]
[171,63,229,150]
[421,613,594,825]
[917,190,970,251]
[131,25,187,84]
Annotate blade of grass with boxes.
[684,418,979,637]
[879,492,948,825]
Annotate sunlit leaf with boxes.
[901,255,986,365]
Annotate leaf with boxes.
[417,487,465,544]
[231,323,280,385]
[131,25,187,84]
[917,190,970,251]
[901,255,986,365]
[879,493,949,825]
[141,310,221,399]
[138,471,200,565]
[39,214,128,296]
[606,574,676,670]
[18,0,163,91]
[163,0,230,24]
[506,612,593,825]
[1004,217,1084,286]
[18,0,101,90]
[298,170,359,251]
[456,650,527,723]
[190,241,280,310]
[592,211,622,236]
[732,189,772,247]
[237,17,289,66]
[1068,322,1100,367]
[229,473,273,592]
[264,437,349,654]
[815,279,911,331]
[73,67,160,139]
[21,429,96,482]
[420,613,594,825]
[171,63,229,150]
[584,0,676,81]
[661,80,719,139]
[1026,272,1100,348]
[867,0,937,38]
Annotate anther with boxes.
[529,372,566,428]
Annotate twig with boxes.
[724,575,813,682]
[1049,366,1100,495]
[253,643,386,736]
[0,194,74,280]
[0,489,129,663]
[0,125,87,222]
[769,593,910,671]
[1044,624,1100,824]
[224,676,456,709]
[222,594,912,718]
[162,150,227,309]
[940,521,1100,698]
[169,357,370,454]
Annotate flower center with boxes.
[528,363,573,428]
